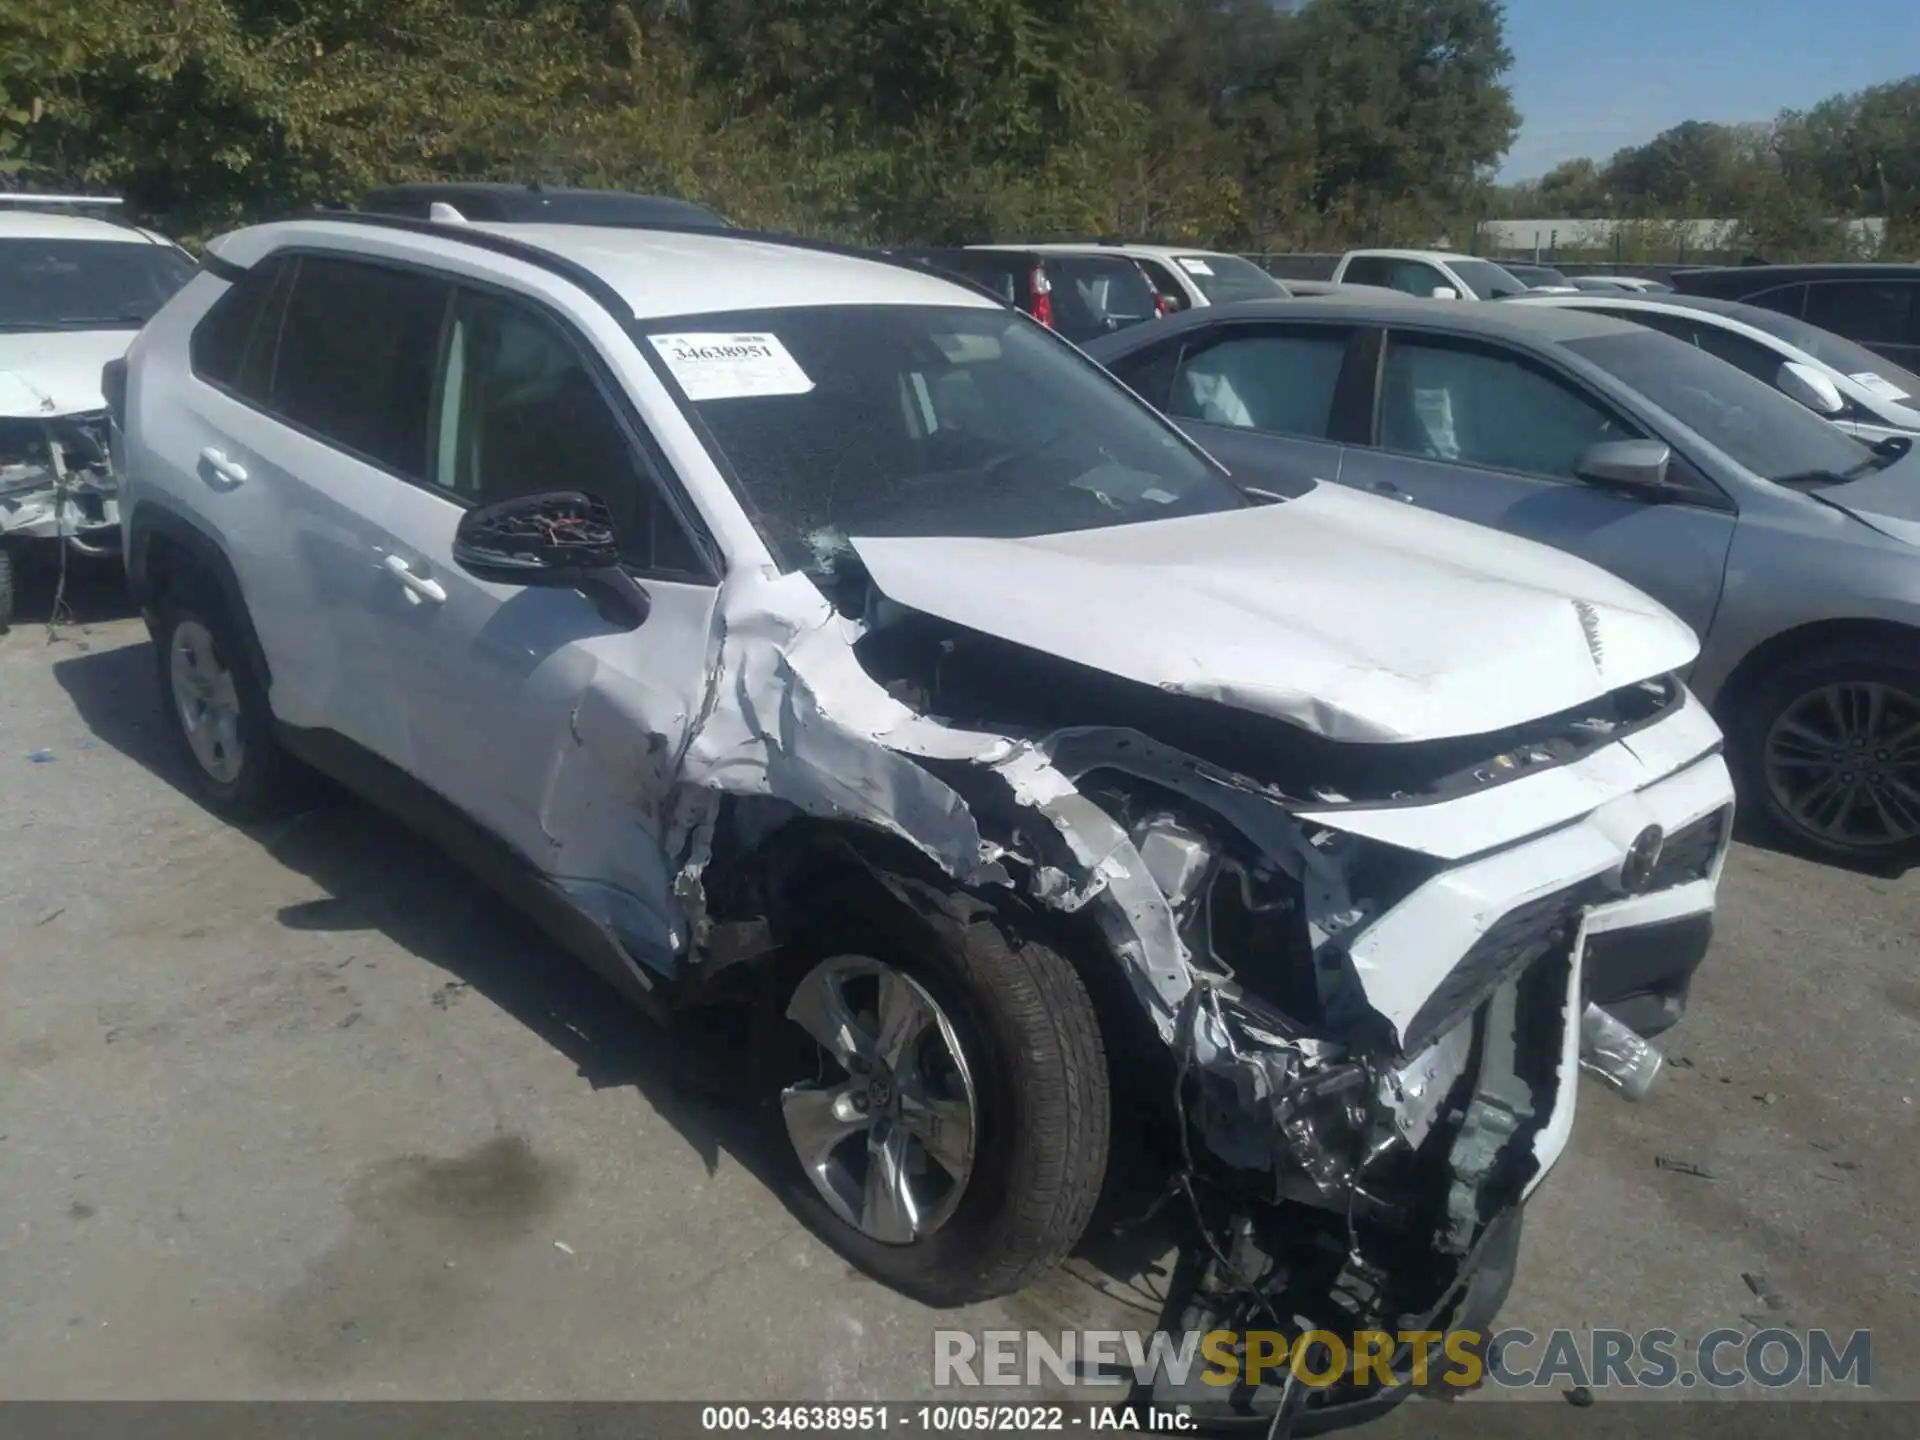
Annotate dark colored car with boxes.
[358,182,730,230]
[1670,264,1920,369]
[1505,262,1574,290]
[902,247,1163,344]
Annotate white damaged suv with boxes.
[113,215,1733,1420]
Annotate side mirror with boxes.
[1777,360,1846,417]
[452,490,650,629]
[1575,439,1673,496]
[1429,285,1461,300]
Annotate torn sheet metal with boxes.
[1292,690,1726,859]
[848,482,1700,745]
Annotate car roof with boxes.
[0,209,157,244]
[216,218,1001,319]
[1342,248,1481,262]
[1532,292,1760,321]
[1679,262,1920,281]
[360,182,726,227]
[959,245,1144,264]
[1019,242,1243,259]
[1084,293,1645,354]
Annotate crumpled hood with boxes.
[0,329,136,418]
[1815,447,1920,548]
[850,482,1700,744]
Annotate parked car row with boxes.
[0,196,199,628]
[1087,290,1920,866]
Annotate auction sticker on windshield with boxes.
[649,332,815,401]
[1176,257,1215,276]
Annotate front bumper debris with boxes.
[0,411,118,547]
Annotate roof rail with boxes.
[299,209,1016,313]
[0,193,124,207]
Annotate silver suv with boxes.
[113,213,1730,1422]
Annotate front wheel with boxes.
[1740,640,1920,864]
[777,899,1109,1306]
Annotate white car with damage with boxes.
[0,198,196,627]
[112,213,1734,1427]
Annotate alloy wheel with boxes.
[1763,681,1920,852]
[781,955,978,1246]
[169,619,245,785]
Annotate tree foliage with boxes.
[0,0,1532,247]
[1494,75,1920,259]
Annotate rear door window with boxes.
[269,255,450,479]
[1804,281,1917,348]
[1167,328,1353,437]
[1342,256,1394,287]
[1045,258,1159,342]
[1133,257,1191,311]
[189,255,294,403]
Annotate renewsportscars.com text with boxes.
[932,1327,1873,1391]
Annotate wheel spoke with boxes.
[1860,686,1888,744]
[1880,774,1920,838]
[1886,720,1920,763]
[780,1082,867,1174]
[1822,686,1851,738]
[1769,717,1838,766]
[861,1121,920,1244]
[785,965,873,1071]
[900,1089,974,1181]
[873,969,932,1071]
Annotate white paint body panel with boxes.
[852,482,1699,744]
[0,329,136,417]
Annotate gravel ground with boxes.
[3,570,1915,1416]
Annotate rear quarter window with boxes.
[189,255,293,402]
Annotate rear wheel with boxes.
[1740,640,1920,863]
[154,578,304,821]
[776,894,1109,1305]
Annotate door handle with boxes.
[384,553,447,605]
[1369,479,1416,503]
[198,447,248,485]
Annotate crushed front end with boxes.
[666,567,1732,1429]
[0,410,119,551]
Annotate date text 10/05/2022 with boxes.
[701,1406,1196,1432]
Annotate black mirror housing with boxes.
[452,490,650,629]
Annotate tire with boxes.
[1731,638,1920,864]
[0,547,14,632]
[773,885,1110,1306]
[153,575,304,822]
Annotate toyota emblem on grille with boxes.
[1619,825,1666,894]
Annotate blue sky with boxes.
[1499,0,1920,181]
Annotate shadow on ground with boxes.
[1,549,140,630]
[48,637,1187,1312]
[1730,808,1913,881]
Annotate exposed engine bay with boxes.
[0,411,118,547]
[654,560,1730,1422]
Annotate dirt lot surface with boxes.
[3,579,1915,1416]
